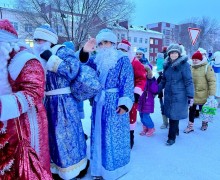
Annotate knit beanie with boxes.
[34,24,58,44]
[192,51,203,61]
[96,29,117,45]
[117,39,131,52]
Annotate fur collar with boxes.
[192,58,208,67]
[164,55,188,70]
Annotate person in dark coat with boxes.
[159,44,194,146]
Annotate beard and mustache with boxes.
[94,46,118,75]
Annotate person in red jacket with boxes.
[118,39,146,148]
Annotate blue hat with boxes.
[34,24,58,44]
[63,41,75,51]
[96,29,117,45]
[136,47,145,54]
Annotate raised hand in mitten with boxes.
[40,50,52,61]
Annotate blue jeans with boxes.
[140,113,154,129]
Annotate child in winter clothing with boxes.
[156,52,169,129]
[184,51,216,133]
[138,65,158,137]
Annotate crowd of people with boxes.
[0,18,220,180]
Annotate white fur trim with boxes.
[0,30,18,42]
[118,43,130,52]
[51,45,65,55]
[34,28,58,44]
[46,55,63,72]
[118,96,133,112]
[96,31,117,44]
[14,92,29,114]
[8,50,38,80]
[130,121,137,130]
[0,94,20,121]
[134,87,143,96]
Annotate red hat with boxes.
[0,19,18,42]
[162,46,167,52]
[117,39,131,52]
[192,51,203,61]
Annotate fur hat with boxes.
[136,47,145,54]
[117,39,131,52]
[192,51,203,61]
[198,48,207,55]
[34,24,58,44]
[0,19,18,42]
[63,41,75,51]
[167,44,182,55]
[96,29,117,45]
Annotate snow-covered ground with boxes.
[81,98,220,180]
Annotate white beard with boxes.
[94,46,118,75]
[33,41,52,71]
[0,42,13,95]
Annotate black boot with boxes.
[130,130,134,149]
[75,160,90,178]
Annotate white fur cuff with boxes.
[118,96,133,112]
[134,87,143,96]
[46,55,63,72]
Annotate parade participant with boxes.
[33,24,91,179]
[159,44,194,146]
[85,29,134,180]
[117,39,146,148]
[135,47,149,65]
[0,19,51,179]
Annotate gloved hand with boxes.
[134,93,140,103]
[40,50,52,61]
[188,98,194,107]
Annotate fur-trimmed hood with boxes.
[164,55,188,70]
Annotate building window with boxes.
[139,38,143,43]
[145,38,148,44]
[134,37,137,43]
[165,30,170,35]
[155,48,158,53]
[150,39,154,45]
[25,24,33,32]
[150,48,153,53]
[11,22,18,30]
[155,39,158,45]
[150,56,154,61]
[128,37,131,42]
